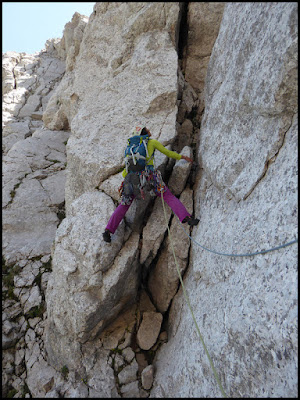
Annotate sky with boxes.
[2,2,95,54]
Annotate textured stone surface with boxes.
[167,146,193,195]
[141,364,155,390]
[45,194,141,369]
[2,12,91,399]
[2,129,70,264]
[140,195,172,267]
[2,36,69,268]
[58,2,180,208]
[81,346,118,398]
[183,2,225,95]
[200,3,298,203]
[151,3,298,398]
[137,312,163,351]
[120,380,140,398]
[2,2,297,399]
[148,188,193,312]
[118,359,139,385]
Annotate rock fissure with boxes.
[2,2,298,399]
[12,64,18,90]
[243,114,295,201]
[177,2,189,61]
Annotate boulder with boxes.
[120,380,140,398]
[141,364,154,390]
[137,311,163,351]
[118,359,139,385]
[140,196,172,267]
[168,146,193,196]
[44,191,141,369]
[148,188,193,312]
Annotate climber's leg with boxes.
[105,201,133,234]
[157,187,190,222]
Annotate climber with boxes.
[103,125,199,243]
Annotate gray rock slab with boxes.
[168,146,193,196]
[137,312,163,351]
[118,359,138,385]
[120,380,140,398]
[151,3,298,398]
[141,364,154,390]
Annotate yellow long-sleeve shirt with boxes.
[122,138,182,178]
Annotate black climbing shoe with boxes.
[183,216,200,226]
[103,229,111,243]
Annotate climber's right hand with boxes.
[181,155,193,163]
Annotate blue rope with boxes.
[179,223,298,257]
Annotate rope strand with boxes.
[161,191,227,398]
[179,224,297,257]
[161,187,296,397]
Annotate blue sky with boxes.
[2,2,95,54]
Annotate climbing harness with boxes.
[160,190,228,398]
[119,166,166,205]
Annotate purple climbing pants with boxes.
[105,187,190,234]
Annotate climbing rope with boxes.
[160,190,297,397]
[179,223,298,257]
[160,191,228,398]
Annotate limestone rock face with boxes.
[200,3,298,202]
[59,12,89,71]
[60,2,180,209]
[148,188,193,313]
[2,129,70,264]
[44,2,182,371]
[42,13,89,131]
[2,45,68,266]
[2,2,298,399]
[45,193,141,368]
[2,28,77,397]
[183,2,225,95]
[2,49,65,151]
[151,3,298,398]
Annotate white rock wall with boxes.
[2,47,69,266]
[42,2,181,209]
[2,2,297,398]
[151,3,298,398]
[44,2,185,372]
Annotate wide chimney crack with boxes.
[177,2,189,61]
